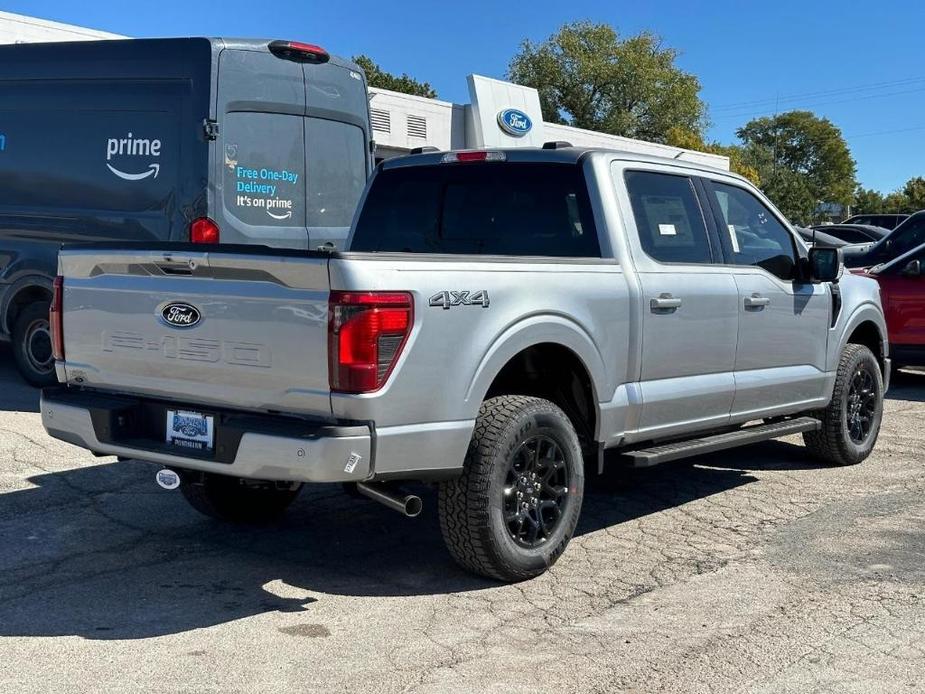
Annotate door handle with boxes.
[650,294,682,311]
[744,294,771,308]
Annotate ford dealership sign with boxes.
[497,108,532,137]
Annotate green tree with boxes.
[352,55,437,98]
[853,187,885,214]
[883,191,911,213]
[666,127,759,185]
[508,22,706,143]
[901,176,925,211]
[737,111,856,222]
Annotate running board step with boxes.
[623,417,822,467]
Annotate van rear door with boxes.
[303,61,370,250]
[215,48,309,248]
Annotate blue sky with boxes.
[8,0,924,192]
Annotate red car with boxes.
[854,244,925,366]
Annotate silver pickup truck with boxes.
[41,145,890,582]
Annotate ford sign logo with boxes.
[161,302,201,328]
[497,108,532,137]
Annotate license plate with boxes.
[166,409,214,452]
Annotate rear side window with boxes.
[624,171,713,264]
[351,162,600,257]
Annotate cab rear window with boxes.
[351,162,600,257]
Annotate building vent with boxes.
[407,114,427,139]
[370,108,391,134]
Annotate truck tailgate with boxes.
[57,247,332,416]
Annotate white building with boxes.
[370,75,728,170]
[0,10,123,43]
[1,11,729,171]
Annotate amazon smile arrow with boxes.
[106,162,160,181]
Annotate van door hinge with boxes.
[203,119,220,141]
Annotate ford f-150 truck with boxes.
[41,145,890,581]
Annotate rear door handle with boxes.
[650,294,682,311]
[744,294,771,308]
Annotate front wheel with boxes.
[804,343,884,466]
[438,395,584,582]
[180,473,302,523]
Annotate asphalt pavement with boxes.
[1,347,923,693]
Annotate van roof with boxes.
[0,36,361,73]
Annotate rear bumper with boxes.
[41,388,373,483]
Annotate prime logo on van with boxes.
[106,132,162,181]
[0,133,6,152]
[497,108,532,137]
[161,303,201,328]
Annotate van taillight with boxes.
[328,291,413,393]
[269,40,330,64]
[190,217,219,244]
[50,275,64,362]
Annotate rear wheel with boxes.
[804,344,883,466]
[180,473,302,523]
[438,395,584,582]
[11,301,57,387]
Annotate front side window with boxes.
[352,162,600,257]
[711,182,797,280]
[624,171,713,264]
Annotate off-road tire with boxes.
[180,473,302,523]
[11,301,57,387]
[438,395,584,582]
[803,344,883,466]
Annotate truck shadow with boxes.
[0,439,812,641]
[0,345,40,412]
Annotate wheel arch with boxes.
[837,303,888,372]
[465,315,608,448]
[2,276,53,336]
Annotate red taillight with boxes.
[269,40,330,64]
[190,217,220,244]
[328,291,413,393]
[50,275,64,362]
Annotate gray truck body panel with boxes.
[42,148,889,484]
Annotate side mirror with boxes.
[808,246,842,282]
[902,259,922,277]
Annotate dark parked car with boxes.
[844,210,925,269]
[795,226,851,248]
[810,224,890,244]
[842,213,909,230]
[0,38,371,385]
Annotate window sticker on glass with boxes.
[658,223,678,236]
[727,224,741,253]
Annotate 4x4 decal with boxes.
[428,290,490,310]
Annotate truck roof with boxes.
[382,145,746,182]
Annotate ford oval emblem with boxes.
[161,302,201,328]
[497,108,532,137]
